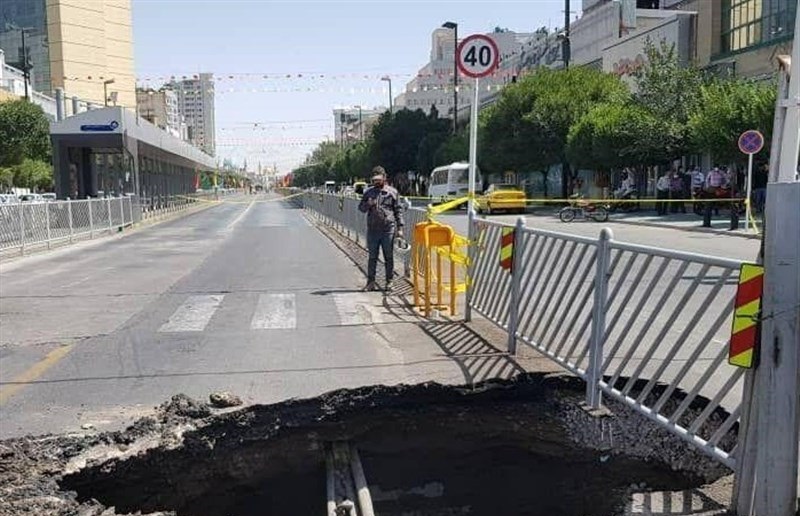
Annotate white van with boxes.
[428,162,482,201]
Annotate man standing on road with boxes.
[359,167,405,292]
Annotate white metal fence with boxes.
[0,192,223,257]
[300,191,746,470]
[0,197,140,256]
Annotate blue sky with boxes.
[132,0,566,173]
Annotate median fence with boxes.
[300,190,746,472]
[0,191,228,257]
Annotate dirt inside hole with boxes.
[57,376,725,516]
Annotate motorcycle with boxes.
[558,196,609,223]
[608,188,640,213]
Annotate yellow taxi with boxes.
[477,184,526,214]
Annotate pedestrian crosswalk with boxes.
[158,294,225,332]
[157,291,392,333]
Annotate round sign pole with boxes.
[457,33,499,323]
[738,130,765,232]
[468,76,480,211]
[456,34,500,212]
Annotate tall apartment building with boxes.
[169,73,216,157]
[0,0,136,108]
[136,87,184,139]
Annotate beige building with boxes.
[0,0,135,109]
[666,0,795,79]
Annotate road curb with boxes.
[608,217,761,240]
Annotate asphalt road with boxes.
[436,211,760,261]
[0,194,488,438]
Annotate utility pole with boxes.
[563,0,571,69]
[734,13,800,515]
[21,28,30,101]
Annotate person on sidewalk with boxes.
[359,167,405,292]
[656,170,671,216]
[752,163,768,214]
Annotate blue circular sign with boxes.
[738,130,764,155]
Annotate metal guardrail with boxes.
[0,191,227,257]
[0,197,140,256]
[302,191,745,469]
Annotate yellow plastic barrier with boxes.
[412,221,463,317]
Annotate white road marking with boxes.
[251,293,296,330]
[226,200,255,231]
[159,294,224,332]
[332,293,384,326]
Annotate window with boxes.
[721,0,796,54]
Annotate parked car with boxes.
[19,194,43,203]
[41,193,57,202]
[0,194,18,204]
[476,184,527,214]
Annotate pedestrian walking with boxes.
[670,167,686,213]
[359,167,405,292]
[752,163,768,214]
[656,170,670,215]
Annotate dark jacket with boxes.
[359,185,404,233]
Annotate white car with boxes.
[0,194,18,204]
[41,193,57,202]
[19,194,43,203]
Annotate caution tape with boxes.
[174,192,306,204]
[404,195,745,204]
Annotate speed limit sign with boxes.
[457,34,500,78]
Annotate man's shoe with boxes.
[362,281,378,292]
[384,280,394,293]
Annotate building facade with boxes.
[0,0,136,108]
[136,87,183,139]
[333,106,385,146]
[668,0,795,79]
[397,28,537,117]
[169,73,216,157]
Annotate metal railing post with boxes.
[45,201,51,249]
[19,201,25,255]
[107,196,113,232]
[87,197,94,239]
[120,197,126,228]
[586,227,613,409]
[464,206,477,322]
[67,200,74,243]
[507,217,526,355]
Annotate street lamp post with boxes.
[381,76,393,113]
[20,28,31,101]
[356,105,363,141]
[442,21,458,135]
[103,78,115,107]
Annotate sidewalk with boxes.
[607,211,762,240]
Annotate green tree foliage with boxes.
[11,159,53,191]
[433,130,469,166]
[632,39,705,126]
[688,78,776,165]
[0,100,51,167]
[370,108,450,180]
[567,103,682,171]
[481,67,628,195]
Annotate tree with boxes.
[567,102,681,171]
[370,108,449,180]
[688,78,776,165]
[481,67,628,196]
[632,39,705,126]
[630,39,707,160]
[433,130,469,167]
[11,159,53,191]
[0,100,51,167]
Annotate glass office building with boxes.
[0,0,52,94]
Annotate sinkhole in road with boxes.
[61,376,721,516]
